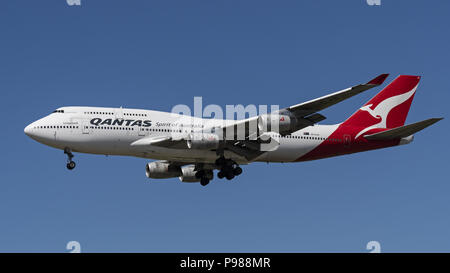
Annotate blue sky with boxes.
[0,0,448,252]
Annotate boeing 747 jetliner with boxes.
[24,74,442,186]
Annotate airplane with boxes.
[24,74,442,186]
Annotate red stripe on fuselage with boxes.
[295,125,400,162]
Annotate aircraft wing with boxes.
[131,135,265,161]
[285,73,389,117]
[218,74,389,138]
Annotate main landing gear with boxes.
[64,148,76,170]
[215,157,242,181]
[195,169,214,186]
[200,176,210,187]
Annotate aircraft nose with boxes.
[24,124,32,136]
[24,123,37,138]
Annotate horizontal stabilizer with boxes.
[364,118,443,140]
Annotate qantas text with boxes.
[90,118,152,127]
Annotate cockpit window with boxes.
[52,110,64,113]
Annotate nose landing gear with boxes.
[64,148,76,170]
[67,161,76,170]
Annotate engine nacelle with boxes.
[186,133,220,150]
[179,165,201,182]
[145,161,181,179]
[257,114,298,134]
[179,165,213,183]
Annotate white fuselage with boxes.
[24,106,340,164]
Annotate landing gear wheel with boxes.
[216,157,242,181]
[233,167,242,176]
[64,148,76,170]
[67,161,76,170]
[225,172,235,180]
[200,177,210,186]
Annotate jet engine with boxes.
[179,165,213,182]
[257,113,299,134]
[145,161,182,179]
[186,133,220,150]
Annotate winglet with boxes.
[366,73,389,86]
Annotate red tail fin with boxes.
[343,75,420,135]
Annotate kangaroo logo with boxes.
[354,85,418,139]
[359,104,381,120]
